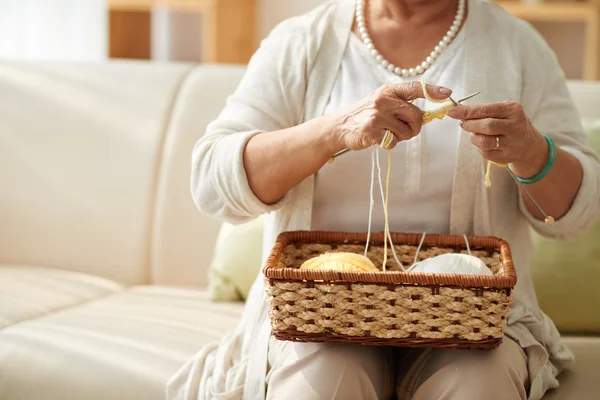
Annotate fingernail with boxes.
[448,109,459,118]
[437,87,452,95]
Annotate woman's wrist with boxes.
[312,114,346,157]
[510,130,549,179]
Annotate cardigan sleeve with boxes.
[191,17,310,224]
[518,22,600,240]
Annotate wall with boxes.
[530,21,585,80]
[257,0,324,40]
[0,0,107,61]
[152,8,203,62]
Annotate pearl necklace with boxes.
[356,0,466,78]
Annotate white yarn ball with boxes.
[410,254,493,276]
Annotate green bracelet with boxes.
[514,132,556,185]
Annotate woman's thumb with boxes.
[389,81,452,102]
[422,83,452,102]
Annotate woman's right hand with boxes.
[329,81,452,152]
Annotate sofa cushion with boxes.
[208,216,264,301]
[0,62,194,285]
[0,286,243,400]
[530,120,600,334]
[543,336,600,399]
[0,265,121,330]
[151,65,247,287]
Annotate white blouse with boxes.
[312,27,467,235]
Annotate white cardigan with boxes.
[168,1,600,399]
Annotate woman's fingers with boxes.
[370,81,451,140]
[382,81,452,102]
[388,119,415,142]
[378,129,398,150]
[392,103,424,137]
[470,133,512,164]
[446,100,537,165]
[448,102,518,120]
[371,90,424,138]
[339,81,454,152]
[361,116,407,150]
[377,117,414,149]
[470,132,500,151]
[460,118,511,135]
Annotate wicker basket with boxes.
[263,231,517,350]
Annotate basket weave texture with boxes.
[263,231,517,349]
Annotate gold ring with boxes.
[380,130,394,149]
[493,136,500,151]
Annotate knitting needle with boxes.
[452,91,480,104]
[328,91,481,163]
[504,166,555,225]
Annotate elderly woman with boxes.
[168,0,600,399]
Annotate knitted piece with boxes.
[422,102,456,124]
[420,80,457,124]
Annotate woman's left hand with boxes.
[447,101,548,173]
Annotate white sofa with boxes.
[0,61,598,400]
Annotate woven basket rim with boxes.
[263,231,517,289]
[273,330,503,349]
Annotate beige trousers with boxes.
[266,336,529,400]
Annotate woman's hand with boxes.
[447,101,549,177]
[329,81,452,153]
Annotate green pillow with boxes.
[208,216,264,302]
[530,119,600,334]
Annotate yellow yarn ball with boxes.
[300,252,378,272]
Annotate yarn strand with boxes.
[364,148,376,257]
[383,150,392,270]
[485,160,508,188]
[406,232,428,273]
[463,234,471,256]
[373,148,403,271]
